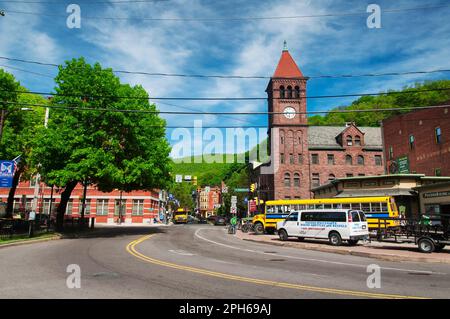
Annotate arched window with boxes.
[279,86,285,99]
[328,174,336,182]
[294,86,300,98]
[287,86,293,99]
[346,135,353,146]
[293,173,300,187]
[355,135,361,146]
[357,155,365,166]
[346,155,353,165]
[284,173,291,187]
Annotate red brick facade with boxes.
[0,181,161,224]
[382,106,450,176]
[255,48,385,201]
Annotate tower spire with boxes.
[283,40,288,51]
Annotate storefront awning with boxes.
[334,188,416,197]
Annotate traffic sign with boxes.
[230,207,237,214]
[175,175,182,183]
[234,188,249,193]
[0,161,15,188]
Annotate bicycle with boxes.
[227,224,236,234]
[241,220,254,233]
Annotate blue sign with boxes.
[0,161,15,188]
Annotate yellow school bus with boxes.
[252,197,399,234]
[173,208,188,224]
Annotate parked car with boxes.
[276,209,369,246]
[214,216,226,226]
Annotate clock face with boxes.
[283,107,296,119]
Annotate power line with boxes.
[0,64,54,78]
[2,87,450,101]
[2,56,450,80]
[0,0,168,3]
[4,3,450,21]
[6,101,450,115]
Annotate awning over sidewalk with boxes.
[334,189,416,197]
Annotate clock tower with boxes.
[265,43,311,200]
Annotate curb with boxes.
[240,237,450,265]
[0,234,62,249]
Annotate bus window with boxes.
[351,203,361,210]
[381,203,388,212]
[371,203,382,212]
[315,204,324,209]
[299,205,306,210]
[342,203,351,210]
[361,203,371,212]
[308,204,315,209]
[324,204,332,209]
[333,203,343,209]
[267,206,274,213]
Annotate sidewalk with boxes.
[236,231,450,264]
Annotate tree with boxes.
[169,182,195,211]
[31,58,172,231]
[0,69,20,143]
[0,92,46,217]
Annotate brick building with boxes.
[382,105,450,177]
[253,46,385,201]
[0,180,162,224]
[198,186,221,217]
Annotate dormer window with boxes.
[355,135,361,146]
[346,136,353,146]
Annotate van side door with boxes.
[282,212,299,236]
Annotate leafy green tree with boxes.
[169,182,195,211]
[31,58,172,230]
[0,69,20,142]
[0,92,47,217]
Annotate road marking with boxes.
[194,228,445,275]
[126,234,428,299]
[169,249,195,256]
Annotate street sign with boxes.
[397,156,410,174]
[230,207,237,214]
[205,186,210,193]
[222,186,228,194]
[231,196,237,204]
[175,175,183,183]
[184,175,192,181]
[234,188,249,193]
[0,161,15,188]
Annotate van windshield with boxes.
[286,212,298,221]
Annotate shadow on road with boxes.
[59,225,168,240]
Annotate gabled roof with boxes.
[273,49,304,78]
[307,126,382,149]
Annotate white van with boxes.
[276,209,369,246]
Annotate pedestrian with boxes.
[230,215,237,234]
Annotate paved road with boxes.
[0,224,449,298]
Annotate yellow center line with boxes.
[125,234,428,299]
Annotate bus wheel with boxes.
[278,229,288,241]
[254,223,264,235]
[329,232,342,246]
[418,238,435,253]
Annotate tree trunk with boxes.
[5,164,24,218]
[55,181,78,232]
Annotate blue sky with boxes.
[1,0,450,159]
